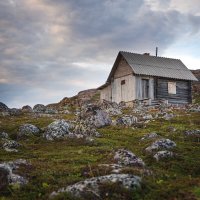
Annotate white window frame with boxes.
[168,81,176,94]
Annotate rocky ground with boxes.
[0,89,200,199]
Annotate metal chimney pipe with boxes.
[156,47,158,57]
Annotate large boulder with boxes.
[21,105,33,113]
[114,149,145,167]
[73,121,101,138]
[51,174,141,198]
[81,104,112,128]
[33,104,46,113]
[44,120,73,140]
[90,110,112,128]
[18,124,40,138]
[9,108,22,116]
[0,102,9,112]
[145,139,176,153]
[116,115,137,127]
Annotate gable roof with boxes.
[106,51,198,83]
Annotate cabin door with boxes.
[142,79,149,99]
[121,80,126,102]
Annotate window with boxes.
[121,80,125,85]
[168,82,176,94]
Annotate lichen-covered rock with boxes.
[88,110,112,128]
[2,139,21,152]
[0,159,28,186]
[18,124,40,138]
[33,104,46,113]
[141,132,158,140]
[9,108,22,116]
[116,115,137,127]
[142,114,153,120]
[51,174,141,198]
[0,102,9,112]
[45,107,58,114]
[153,150,174,161]
[21,105,33,113]
[145,139,176,153]
[99,100,122,116]
[162,113,175,120]
[73,121,101,138]
[0,132,9,139]
[114,149,145,167]
[44,120,73,140]
[184,129,200,136]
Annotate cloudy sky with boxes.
[0,0,200,108]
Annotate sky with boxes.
[0,0,200,108]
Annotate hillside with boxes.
[0,94,200,200]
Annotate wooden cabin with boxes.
[98,51,198,105]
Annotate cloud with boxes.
[0,0,200,107]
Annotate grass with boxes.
[0,111,200,199]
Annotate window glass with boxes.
[168,82,176,94]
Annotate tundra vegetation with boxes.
[0,87,200,200]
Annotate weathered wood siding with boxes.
[155,78,191,103]
[135,76,154,100]
[100,84,112,102]
[112,74,135,103]
[114,57,133,78]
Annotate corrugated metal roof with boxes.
[120,51,198,81]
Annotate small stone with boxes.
[0,132,9,139]
[145,139,176,153]
[2,139,21,152]
[154,150,174,161]
[141,132,158,140]
[114,149,145,167]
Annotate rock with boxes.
[145,139,176,153]
[167,126,177,132]
[18,124,40,138]
[44,120,73,140]
[114,149,145,167]
[21,105,33,113]
[184,129,200,136]
[162,113,175,120]
[2,139,21,152]
[33,104,46,113]
[9,108,22,116]
[87,110,111,128]
[0,160,28,186]
[0,102,9,112]
[99,100,122,116]
[0,167,9,190]
[73,121,101,138]
[51,174,141,198]
[141,132,158,140]
[142,114,153,120]
[153,150,174,161]
[45,108,58,114]
[0,132,9,139]
[116,115,137,127]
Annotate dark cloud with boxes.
[0,0,200,107]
